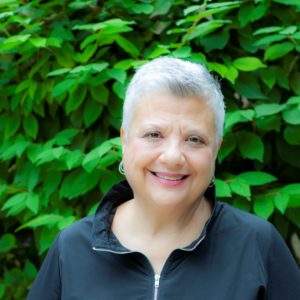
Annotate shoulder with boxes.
[58,215,94,247]
[214,202,275,249]
[218,202,272,231]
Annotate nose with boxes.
[159,139,185,167]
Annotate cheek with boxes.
[189,150,215,172]
[123,140,158,167]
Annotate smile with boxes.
[150,171,188,181]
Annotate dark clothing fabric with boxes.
[27,180,300,300]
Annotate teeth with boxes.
[155,173,184,181]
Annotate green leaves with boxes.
[1,0,300,297]
[238,172,277,186]
[233,57,266,71]
[264,42,294,61]
[0,234,16,254]
[236,131,264,161]
[23,114,39,139]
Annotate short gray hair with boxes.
[122,56,225,144]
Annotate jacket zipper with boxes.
[153,274,160,300]
[92,247,133,254]
[93,235,206,300]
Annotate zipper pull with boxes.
[154,274,160,288]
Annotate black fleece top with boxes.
[27,180,300,300]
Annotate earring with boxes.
[208,176,215,188]
[118,161,125,175]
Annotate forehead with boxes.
[131,92,215,127]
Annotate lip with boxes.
[149,170,189,187]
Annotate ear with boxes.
[218,139,222,151]
[120,127,126,153]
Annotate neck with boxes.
[116,194,212,246]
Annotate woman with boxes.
[28,57,300,299]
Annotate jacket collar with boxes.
[92,180,221,252]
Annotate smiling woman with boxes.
[27,57,300,300]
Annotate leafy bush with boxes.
[1,0,300,298]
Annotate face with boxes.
[121,92,219,209]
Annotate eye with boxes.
[186,135,204,145]
[144,131,162,139]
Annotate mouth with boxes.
[150,171,189,181]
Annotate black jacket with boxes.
[27,180,300,300]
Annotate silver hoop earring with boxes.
[208,176,215,188]
[118,161,125,175]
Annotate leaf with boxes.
[256,115,281,133]
[0,139,30,160]
[225,109,255,131]
[264,42,294,61]
[52,79,78,98]
[115,35,139,57]
[47,68,71,77]
[233,57,266,71]
[253,34,285,47]
[274,192,289,214]
[83,99,103,127]
[217,132,236,163]
[58,216,76,230]
[279,25,298,35]
[253,26,282,35]
[253,194,274,219]
[132,3,154,14]
[60,169,101,199]
[255,103,286,118]
[36,147,67,165]
[282,183,300,195]
[284,125,300,145]
[287,96,300,105]
[235,74,266,99]
[81,43,97,63]
[66,85,87,114]
[185,20,229,41]
[172,46,192,58]
[2,34,31,47]
[229,178,251,199]
[1,193,27,211]
[43,171,62,197]
[215,179,232,197]
[282,107,300,125]
[5,115,21,139]
[106,68,127,83]
[236,131,264,162]
[63,150,83,170]
[207,62,228,78]
[23,114,39,139]
[113,81,126,99]
[200,30,230,52]
[70,62,109,74]
[238,171,277,186]
[73,19,135,33]
[90,85,109,105]
[53,129,79,146]
[16,215,64,231]
[0,234,16,254]
[29,37,47,48]
[25,193,39,214]
[99,170,122,194]
[259,69,276,89]
[82,140,113,172]
[153,0,174,15]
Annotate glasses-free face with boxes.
[121,92,219,210]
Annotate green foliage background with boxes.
[1,0,300,298]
